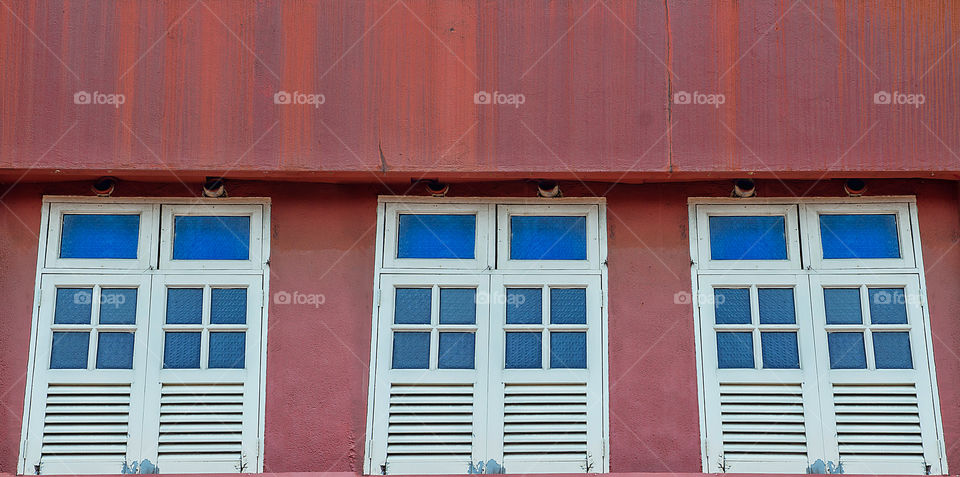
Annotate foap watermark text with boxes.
[672,90,725,108]
[274,290,326,308]
[474,90,525,108]
[274,91,326,108]
[874,90,924,108]
[74,91,125,108]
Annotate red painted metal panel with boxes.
[0,1,957,179]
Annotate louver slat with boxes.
[386,383,474,462]
[502,383,588,460]
[833,383,924,459]
[41,384,131,460]
[157,383,244,460]
[719,383,807,459]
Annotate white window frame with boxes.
[496,203,601,270]
[159,203,265,271]
[688,197,946,475]
[381,202,493,270]
[804,202,915,270]
[19,197,271,475]
[44,203,159,270]
[366,197,609,475]
[694,203,801,271]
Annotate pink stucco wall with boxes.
[1,179,959,474]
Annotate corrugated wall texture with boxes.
[0,1,958,179]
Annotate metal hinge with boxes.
[375,289,382,307]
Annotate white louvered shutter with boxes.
[487,275,603,474]
[138,275,263,473]
[698,275,825,473]
[370,275,489,475]
[810,275,942,475]
[23,275,151,475]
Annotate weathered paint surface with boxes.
[2,180,960,475]
[0,1,958,180]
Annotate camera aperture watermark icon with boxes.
[274,91,325,108]
[672,90,725,109]
[673,290,725,306]
[870,289,921,306]
[74,91,125,108]
[874,90,924,108]
[72,289,127,308]
[474,90,525,108]
[274,290,326,308]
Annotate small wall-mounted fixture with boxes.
[202,177,227,198]
[733,179,756,198]
[91,177,117,197]
[537,180,562,198]
[425,180,449,197]
[844,178,867,197]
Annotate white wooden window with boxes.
[367,198,608,475]
[20,198,270,475]
[689,198,945,475]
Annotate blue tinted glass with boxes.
[868,288,908,324]
[96,332,134,369]
[55,288,92,324]
[60,214,140,259]
[173,216,250,260]
[761,332,800,369]
[439,288,476,324]
[715,288,750,324]
[506,288,542,324]
[395,288,431,324]
[211,289,247,324]
[397,214,476,259]
[392,332,430,369]
[824,288,862,324]
[758,288,795,324]
[708,216,787,260]
[98,289,137,325]
[209,332,246,368]
[51,332,89,369]
[820,214,900,259]
[163,332,201,369]
[550,332,586,368]
[166,288,203,324]
[438,332,475,369]
[717,332,754,368]
[873,332,912,369]
[551,288,586,324]
[828,332,867,369]
[510,216,587,260]
[506,332,542,369]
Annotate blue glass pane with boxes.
[54,288,92,324]
[551,288,586,324]
[506,332,542,369]
[163,332,201,369]
[550,332,586,369]
[438,332,475,369]
[717,332,754,368]
[715,288,750,324]
[60,214,140,259]
[708,216,787,260]
[761,332,800,369]
[51,332,89,369]
[166,288,202,324]
[820,214,900,259]
[868,288,908,324]
[211,288,247,324]
[209,332,246,368]
[395,288,431,324]
[828,332,867,369]
[824,288,862,324]
[392,332,430,369]
[873,332,913,369]
[439,288,476,324]
[758,288,796,324]
[506,288,542,324]
[510,216,587,260]
[397,214,476,259]
[96,332,134,369]
[98,289,137,325]
[173,216,250,260]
